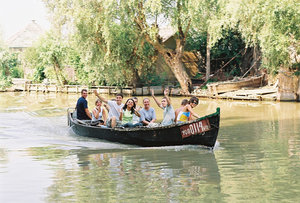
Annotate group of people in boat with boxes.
[75,88,200,128]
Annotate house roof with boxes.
[158,26,176,42]
[7,20,44,48]
[182,52,203,77]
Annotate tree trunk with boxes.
[161,50,192,94]
[206,33,211,81]
[53,55,67,86]
[131,67,140,88]
[53,63,62,87]
[134,3,192,94]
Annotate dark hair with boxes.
[181,99,188,106]
[133,97,138,101]
[189,97,199,105]
[123,98,136,114]
[116,93,123,98]
[81,89,87,94]
[162,97,167,101]
[95,99,102,105]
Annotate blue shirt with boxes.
[140,107,156,123]
[76,97,90,120]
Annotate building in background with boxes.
[7,20,44,52]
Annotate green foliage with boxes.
[37,0,299,87]
[24,46,45,82]
[24,32,69,85]
[186,28,245,75]
[223,0,300,72]
[0,48,20,88]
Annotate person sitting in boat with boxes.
[140,98,157,126]
[151,88,175,126]
[176,97,200,123]
[132,97,142,124]
[174,99,189,123]
[93,90,124,128]
[92,99,107,126]
[119,98,142,128]
[76,89,92,120]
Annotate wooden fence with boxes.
[11,79,180,96]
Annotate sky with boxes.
[0,0,50,40]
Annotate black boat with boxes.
[68,108,220,148]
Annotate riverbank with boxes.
[3,76,297,102]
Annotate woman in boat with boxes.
[92,99,107,126]
[176,97,200,123]
[119,98,142,128]
[151,88,175,126]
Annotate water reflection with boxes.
[1,92,300,202]
[27,147,222,202]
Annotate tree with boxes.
[43,0,158,87]
[24,33,69,86]
[0,47,19,88]
[126,0,193,94]
[222,0,300,73]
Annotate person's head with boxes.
[161,97,168,108]
[95,99,102,107]
[181,99,188,106]
[115,93,123,105]
[81,89,88,98]
[189,97,199,108]
[143,98,150,109]
[123,98,136,114]
[133,97,138,104]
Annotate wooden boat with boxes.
[207,74,267,95]
[67,108,220,148]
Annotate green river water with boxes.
[0,92,300,202]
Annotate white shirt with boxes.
[107,100,124,121]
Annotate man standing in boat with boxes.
[76,89,92,120]
[93,90,124,128]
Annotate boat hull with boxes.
[207,74,267,95]
[68,108,220,148]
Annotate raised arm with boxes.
[164,88,171,106]
[151,89,162,109]
[102,108,107,125]
[93,90,108,103]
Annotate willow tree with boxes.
[223,0,300,73]
[24,33,69,86]
[188,0,224,81]
[43,0,157,87]
[122,0,193,94]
